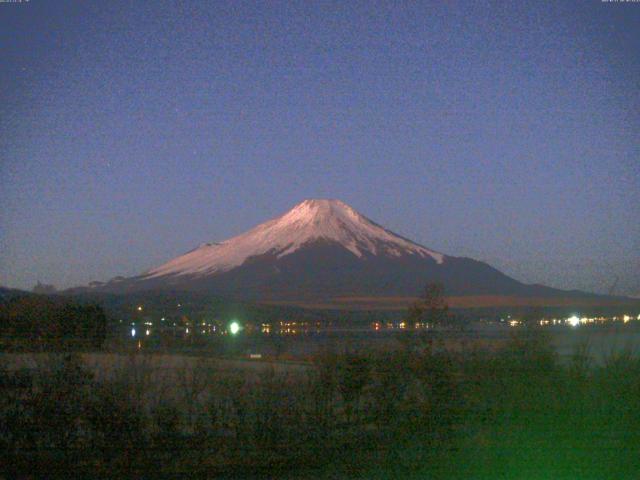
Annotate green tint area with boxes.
[0,327,638,478]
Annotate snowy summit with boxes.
[145,199,444,279]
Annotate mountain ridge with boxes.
[72,199,632,307]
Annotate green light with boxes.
[229,321,240,335]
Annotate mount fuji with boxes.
[84,199,614,307]
[148,199,445,278]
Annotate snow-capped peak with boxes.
[145,199,444,278]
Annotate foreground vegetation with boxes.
[0,295,107,350]
[1,326,638,479]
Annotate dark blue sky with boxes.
[1,1,638,295]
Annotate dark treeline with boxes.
[0,295,107,350]
[1,326,638,478]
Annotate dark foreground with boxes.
[1,328,638,479]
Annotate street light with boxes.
[229,321,240,335]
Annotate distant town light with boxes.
[145,329,150,336]
[131,328,136,337]
[137,306,143,311]
[567,315,580,327]
[229,321,240,335]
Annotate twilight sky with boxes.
[1,1,638,296]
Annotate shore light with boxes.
[229,321,240,335]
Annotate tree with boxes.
[0,296,107,349]
[406,282,450,330]
[336,352,370,423]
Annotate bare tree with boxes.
[406,283,449,329]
